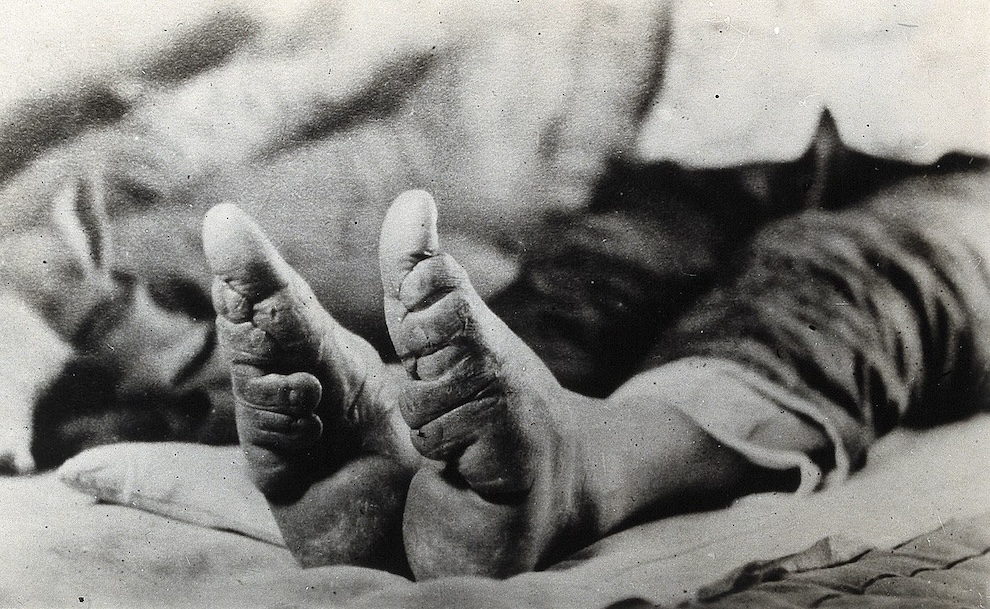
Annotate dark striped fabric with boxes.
[656,168,990,474]
[496,156,990,483]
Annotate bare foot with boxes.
[203,203,419,570]
[380,191,592,579]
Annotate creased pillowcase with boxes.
[57,442,284,546]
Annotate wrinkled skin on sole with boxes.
[203,203,420,571]
[204,191,753,580]
[204,195,594,578]
[379,191,592,578]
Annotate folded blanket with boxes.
[58,443,283,546]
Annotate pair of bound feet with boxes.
[202,191,595,579]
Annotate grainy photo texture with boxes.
[0,1,988,607]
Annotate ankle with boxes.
[532,392,604,564]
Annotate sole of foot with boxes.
[379,190,589,579]
[203,203,417,570]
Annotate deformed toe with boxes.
[203,203,293,304]
[233,371,323,417]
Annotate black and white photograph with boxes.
[1,1,988,606]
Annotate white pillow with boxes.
[58,442,284,546]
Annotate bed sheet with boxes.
[2,414,987,608]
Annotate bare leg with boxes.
[375,191,816,582]
[203,193,761,579]
[203,203,420,572]
[376,170,990,579]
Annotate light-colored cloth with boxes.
[1,414,985,608]
[636,0,990,166]
[58,443,284,545]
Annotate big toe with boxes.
[203,203,294,304]
[378,190,440,304]
[379,190,479,369]
[204,203,311,327]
